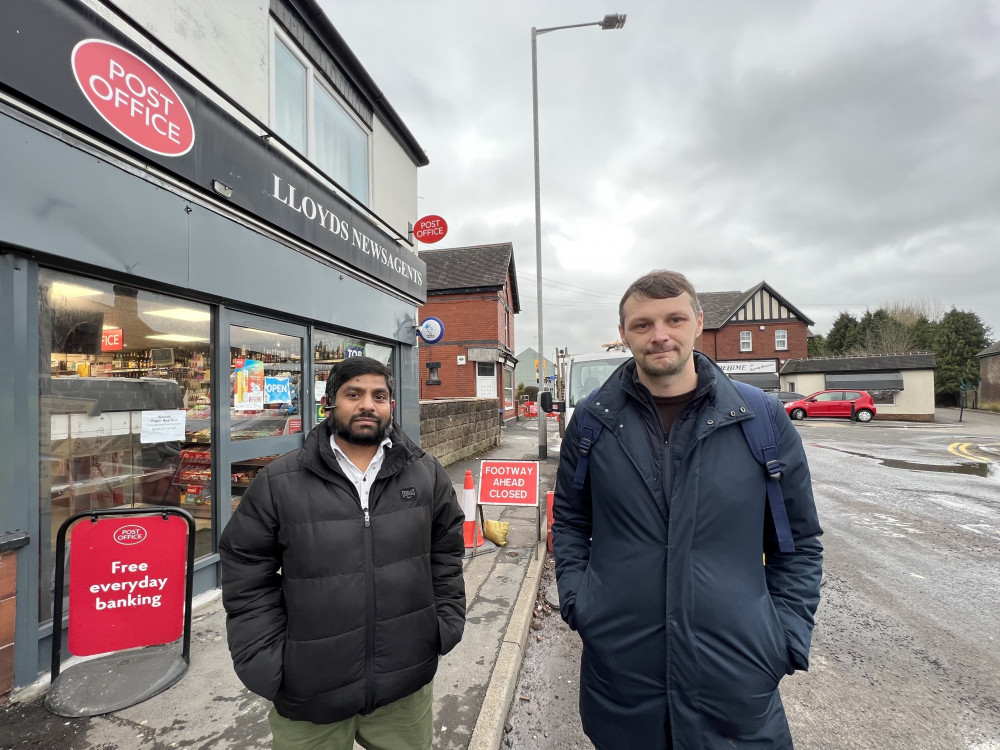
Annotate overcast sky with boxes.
[323,0,1000,358]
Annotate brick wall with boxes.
[0,533,28,704]
[419,398,501,467]
[708,321,810,364]
[697,330,718,358]
[981,355,1000,404]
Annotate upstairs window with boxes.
[775,329,788,351]
[740,331,752,352]
[272,33,370,205]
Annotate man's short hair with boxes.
[324,356,394,401]
[619,270,702,326]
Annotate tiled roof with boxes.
[419,243,520,313]
[780,352,937,374]
[697,291,745,329]
[976,340,1000,358]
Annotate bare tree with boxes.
[883,299,944,326]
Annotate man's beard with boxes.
[635,345,690,378]
[332,412,391,446]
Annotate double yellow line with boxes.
[948,442,995,463]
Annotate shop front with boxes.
[0,0,425,689]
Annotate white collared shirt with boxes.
[330,435,392,511]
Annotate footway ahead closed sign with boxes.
[478,460,539,506]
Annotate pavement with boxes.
[0,416,562,750]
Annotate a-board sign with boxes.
[478,460,539,506]
[68,515,188,655]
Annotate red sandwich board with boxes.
[68,514,188,655]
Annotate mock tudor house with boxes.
[696,281,814,391]
[417,243,520,419]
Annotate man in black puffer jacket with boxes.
[220,357,465,750]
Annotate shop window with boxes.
[38,269,213,623]
[775,329,788,351]
[868,390,898,405]
[313,332,395,423]
[740,331,752,352]
[504,367,515,412]
[229,326,304,441]
[272,31,370,205]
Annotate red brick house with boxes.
[696,281,813,390]
[417,243,520,418]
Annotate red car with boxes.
[783,389,877,422]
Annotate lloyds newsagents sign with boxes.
[270,175,424,289]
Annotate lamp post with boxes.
[532,13,626,460]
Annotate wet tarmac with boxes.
[812,444,999,478]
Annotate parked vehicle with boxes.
[564,351,631,424]
[784,390,877,422]
[773,391,806,403]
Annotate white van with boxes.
[564,351,631,424]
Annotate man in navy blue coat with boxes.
[552,270,823,749]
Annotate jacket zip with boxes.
[362,478,387,714]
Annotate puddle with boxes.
[811,444,998,478]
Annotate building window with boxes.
[740,331,752,352]
[274,37,307,154]
[504,367,515,411]
[775,329,788,351]
[272,33,370,205]
[868,390,898,405]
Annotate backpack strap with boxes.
[571,395,603,491]
[732,381,796,554]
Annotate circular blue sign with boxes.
[417,317,445,344]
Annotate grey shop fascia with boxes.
[0,0,425,687]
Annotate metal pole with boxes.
[532,26,547,460]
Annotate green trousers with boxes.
[268,681,433,750]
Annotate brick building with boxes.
[696,281,814,390]
[977,340,1000,405]
[417,244,520,418]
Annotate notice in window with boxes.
[234,359,265,411]
[140,410,186,443]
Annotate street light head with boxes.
[601,13,627,30]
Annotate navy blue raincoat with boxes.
[553,354,823,749]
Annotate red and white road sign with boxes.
[478,460,539,506]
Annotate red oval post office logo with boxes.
[71,39,195,157]
[114,525,148,545]
[414,215,448,244]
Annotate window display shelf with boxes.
[49,467,174,496]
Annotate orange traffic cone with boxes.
[462,470,484,548]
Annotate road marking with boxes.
[948,442,993,463]
[911,573,924,579]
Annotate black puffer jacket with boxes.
[219,419,465,724]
